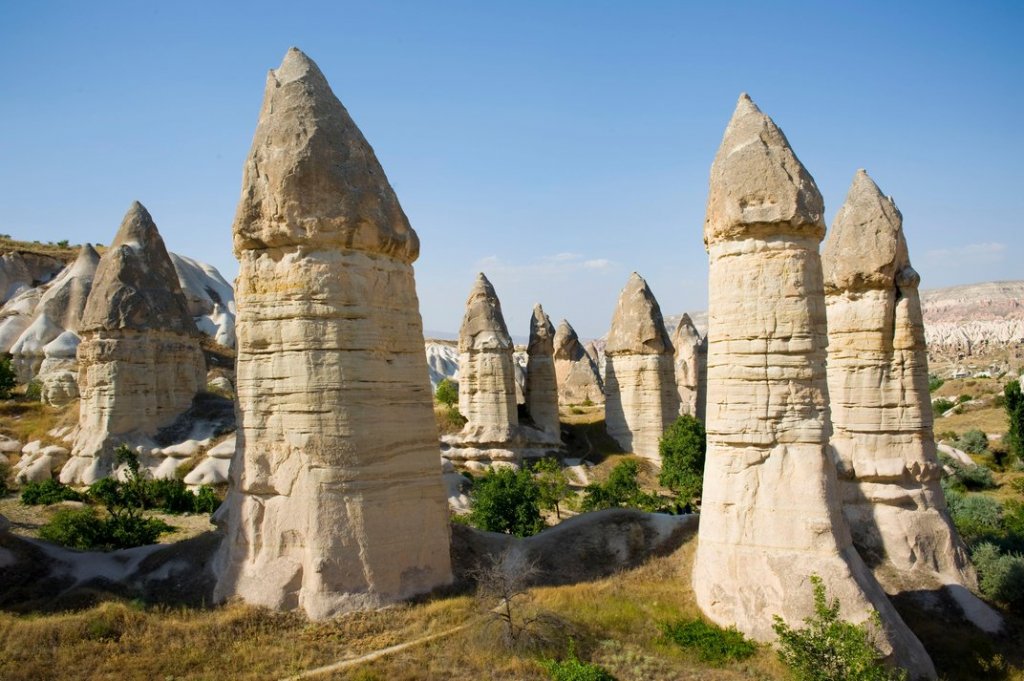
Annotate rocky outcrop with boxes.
[553,320,604,406]
[823,170,999,631]
[525,304,559,436]
[693,94,934,679]
[61,203,206,484]
[671,313,702,419]
[0,251,64,304]
[603,273,678,461]
[425,340,459,389]
[214,48,452,619]
[169,253,236,348]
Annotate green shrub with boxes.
[973,543,1024,608]
[1005,381,1024,459]
[0,355,16,399]
[468,467,544,537]
[21,479,84,505]
[24,379,42,401]
[946,490,1003,545]
[772,575,907,681]
[532,457,571,519]
[928,375,944,392]
[661,617,756,664]
[541,643,616,681]
[87,447,221,515]
[101,513,173,550]
[942,459,996,491]
[0,457,9,496]
[954,429,989,455]
[193,485,220,514]
[39,507,106,549]
[435,378,458,408]
[932,398,955,414]
[958,394,974,404]
[580,460,661,512]
[658,415,706,505]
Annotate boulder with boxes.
[213,48,453,619]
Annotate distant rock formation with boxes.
[553,320,604,406]
[442,275,560,465]
[60,202,206,484]
[823,170,1000,632]
[214,48,452,619]
[603,272,678,461]
[0,251,64,304]
[425,340,459,389]
[524,304,559,436]
[169,253,236,348]
[671,313,702,419]
[692,94,934,679]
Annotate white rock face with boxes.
[457,273,518,430]
[60,202,206,485]
[425,340,459,389]
[524,304,559,436]
[671,313,702,419]
[0,251,64,304]
[14,441,69,483]
[823,170,998,631]
[214,48,452,619]
[169,253,237,348]
[692,95,935,679]
[184,434,236,487]
[603,273,678,462]
[553,320,604,406]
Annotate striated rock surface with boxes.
[553,320,604,406]
[61,203,206,484]
[693,95,934,678]
[823,170,999,631]
[671,313,702,419]
[524,304,559,436]
[214,48,452,619]
[603,273,679,461]
[457,273,518,430]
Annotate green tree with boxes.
[1005,380,1024,459]
[532,457,571,519]
[435,378,458,408]
[658,415,706,505]
[0,354,17,399]
[580,460,660,512]
[469,467,544,537]
[772,575,907,681]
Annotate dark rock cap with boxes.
[605,272,672,356]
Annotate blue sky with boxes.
[1,1,1021,339]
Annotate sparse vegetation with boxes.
[580,460,661,513]
[657,415,706,507]
[1006,380,1024,460]
[932,398,955,414]
[541,641,617,681]
[660,617,756,664]
[953,428,989,455]
[38,506,172,551]
[0,354,17,399]
[972,543,1024,609]
[468,466,544,537]
[928,375,944,392]
[532,457,572,519]
[20,478,84,505]
[435,378,458,408]
[772,576,907,681]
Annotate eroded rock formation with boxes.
[823,170,999,631]
[553,320,604,406]
[61,203,205,484]
[671,313,702,419]
[214,48,452,618]
[603,273,678,461]
[692,94,935,678]
[525,304,559,436]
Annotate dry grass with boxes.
[0,237,86,262]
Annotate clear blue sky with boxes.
[2,1,1021,339]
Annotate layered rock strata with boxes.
[603,273,679,461]
[823,170,999,631]
[61,203,206,484]
[553,320,604,406]
[214,48,452,618]
[692,94,935,679]
[524,304,560,436]
[671,313,702,419]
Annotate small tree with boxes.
[1005,380,1024,460]
[658,414,706,506]
[772,575,908,681]
[580,459,660,512]
[532,457,571,519]
[0,354,17,399]
[469,467,544,537]
[435,378,458,408]
[470,549,542,650]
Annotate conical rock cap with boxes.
[528,304,555,355]
[458,273,512,352]
[605,272,672,355]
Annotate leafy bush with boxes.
[87,446,221,514]
[435,378,458,408]
[0,354,16,399]
[945,489,1003,545]
[972,543,1024,608]
[658,415,706,506]
[661,617,756,664]
[541,642,616,681]
[928,375,944,392]
[21,479,84,505]
[38,506,172,551]
[24,379,42,401]
[468,467,544,537]
[532,457,571,519]
[772,576,907,681]
[932,398,955,414]
[580,460,661,512]
[1006,381,1024,459]
[942,459,996,491]
[958,394,974,404]
[954,429,989,455]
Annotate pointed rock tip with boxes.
[113,201,158,247]
[734,92,762,116]
[274,46,325,85]
[77,243,100,262]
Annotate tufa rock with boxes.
[553,320,604,406]
[671,313,703,419]
[603,273,679,461]
[693,95,935,679]
[214,48,452,619]
[524,304,560,436]
[823,170,1000,632]
[61,203,206,484]
[457,273,518,430]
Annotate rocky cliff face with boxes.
[692,94,934,679]
[603,273,678,461]
[214,48,452,619]
[823,170,999,631]
[60,202,206,484]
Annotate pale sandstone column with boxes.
[457,273,518,430]
[824,170,999,631]
[215,48,452,618]
[672,313,702,418]
[604,273,679,462]
[61,203,205,484]
[693,95,934,678]
[553,320,604,406]
[525,304,560,436]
